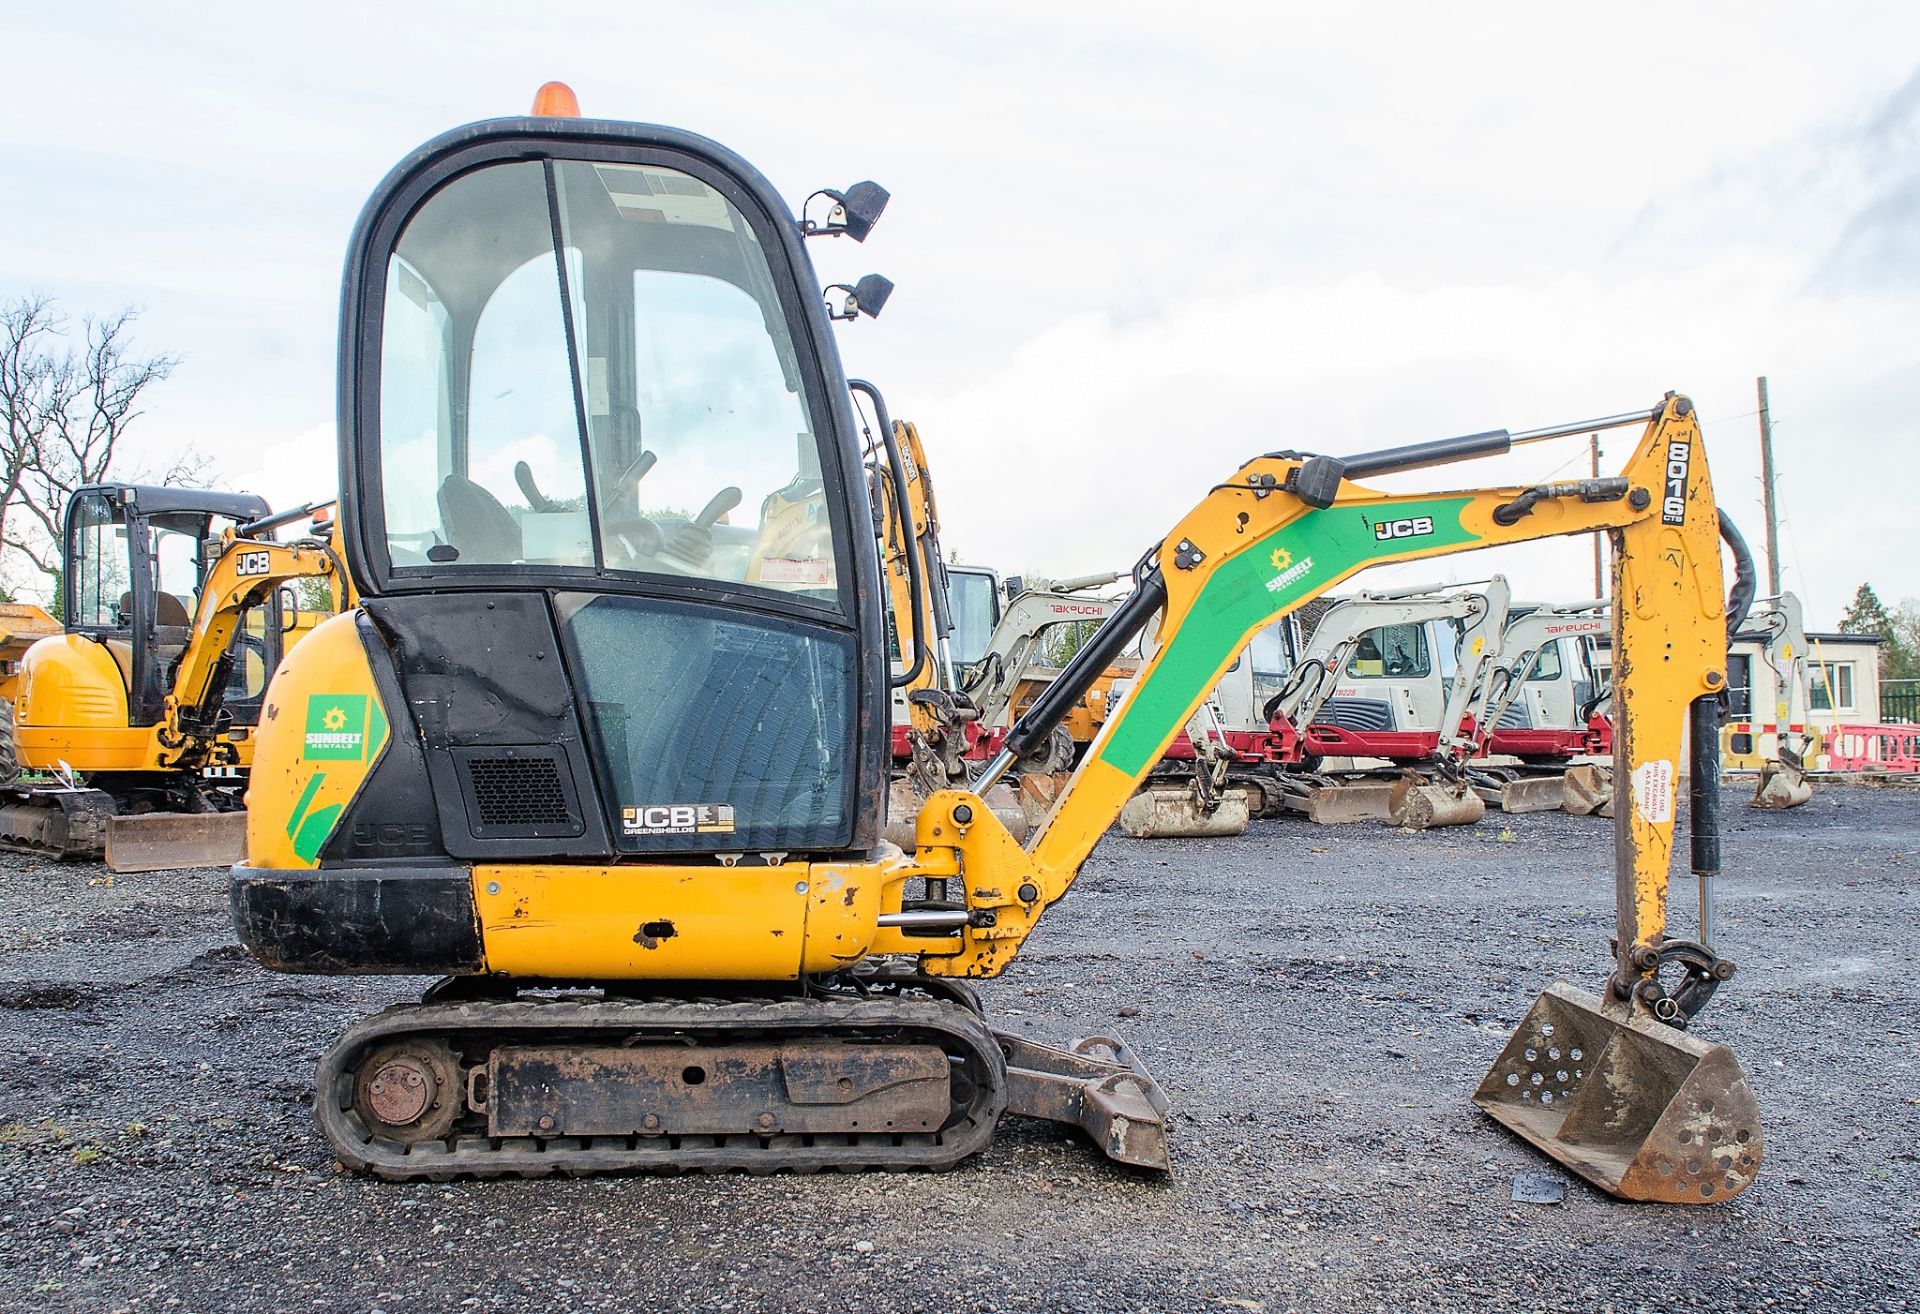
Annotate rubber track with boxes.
[314,994,1009,1181]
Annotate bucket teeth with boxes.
[1473,982,1763,1203]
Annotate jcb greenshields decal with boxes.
[304,693,387,762]
[1100,496,1479,776]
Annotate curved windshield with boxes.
[377,157,839,603]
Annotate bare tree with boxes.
[0,295,190,599]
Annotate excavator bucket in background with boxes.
[105,811,248,873]
[1472,983,1763,1202]
[1384,775,1484,829]
[1561,763,1614,816]
[1752,757,1812,809]
[1117,785,1250,838]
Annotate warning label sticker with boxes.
[1630,759,1675,825]
[760,557,832,586]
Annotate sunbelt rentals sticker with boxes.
[305,694,370,761]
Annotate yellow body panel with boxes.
[242,612,390,869]
[15,635,130,737]
[472,858,915,979]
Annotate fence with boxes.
[1826,724,1920,773]
[1883,679,1920,724]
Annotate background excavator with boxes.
[230,88,1765,1205]
[1135,580,1510,830]
[1737,592,1815,809]
[1,485,344,869]
[1464,599,1613,815]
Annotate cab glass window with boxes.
[1346,623,1430,679]
[67,494,131,629]
[376,157,840,603]
[1525,639,1564,682]
[947,569,999,666]
[148,517,204,627]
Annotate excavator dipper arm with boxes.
[899,395,1763,1201]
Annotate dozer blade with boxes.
[1561,763,1614,817]
[1495,774,1567,813]
[1117,787,1248,839]
[1385,777,1484,829]
[1473,982,1763,1203]
[1301,780,1398,824]
[1751,760,1812,810]
[105,811,248,873]
[996,1029,1172,1170]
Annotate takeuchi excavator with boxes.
[1464,599,1613,815]
[232,87,1766,1204]
[1138,580,1510,831]
[1,486,345,869]
[1738,592,1815,809]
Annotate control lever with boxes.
[661,487,744,569]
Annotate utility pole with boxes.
[1590,433,1603,596]
[1757,376,1782,597]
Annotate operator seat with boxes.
[437,475,523,563]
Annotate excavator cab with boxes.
[294,105,886,866]
[56,484,281,731]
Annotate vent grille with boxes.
[1314,697,1395,733]
[457,750,580,836]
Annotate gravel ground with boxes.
[1,783,1916,1313]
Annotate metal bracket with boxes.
[1172,539,1206,570]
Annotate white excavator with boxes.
[1742,592,1815,809]
[1463,599,1614,815]
[1124,579,1513,831]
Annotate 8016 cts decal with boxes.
[1662,440,1692,525]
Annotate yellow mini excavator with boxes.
[232,87,1765,1204]
[2,486,345,869]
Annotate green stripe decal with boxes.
[1099,497,1481,776]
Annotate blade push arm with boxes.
[912,396,1733,1014]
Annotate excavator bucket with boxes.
[1473,982,1763,1202]
[1384,776,1484,829]
[1116,786,1249,838]
[1561,763,1614,817]
[105,811,248,873]
[1751,759,1812,810]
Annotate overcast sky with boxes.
[4,1,1916,626]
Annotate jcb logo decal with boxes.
[235,551,272,577]
[1372,516,1434,542]
[1662,441,1691,525]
